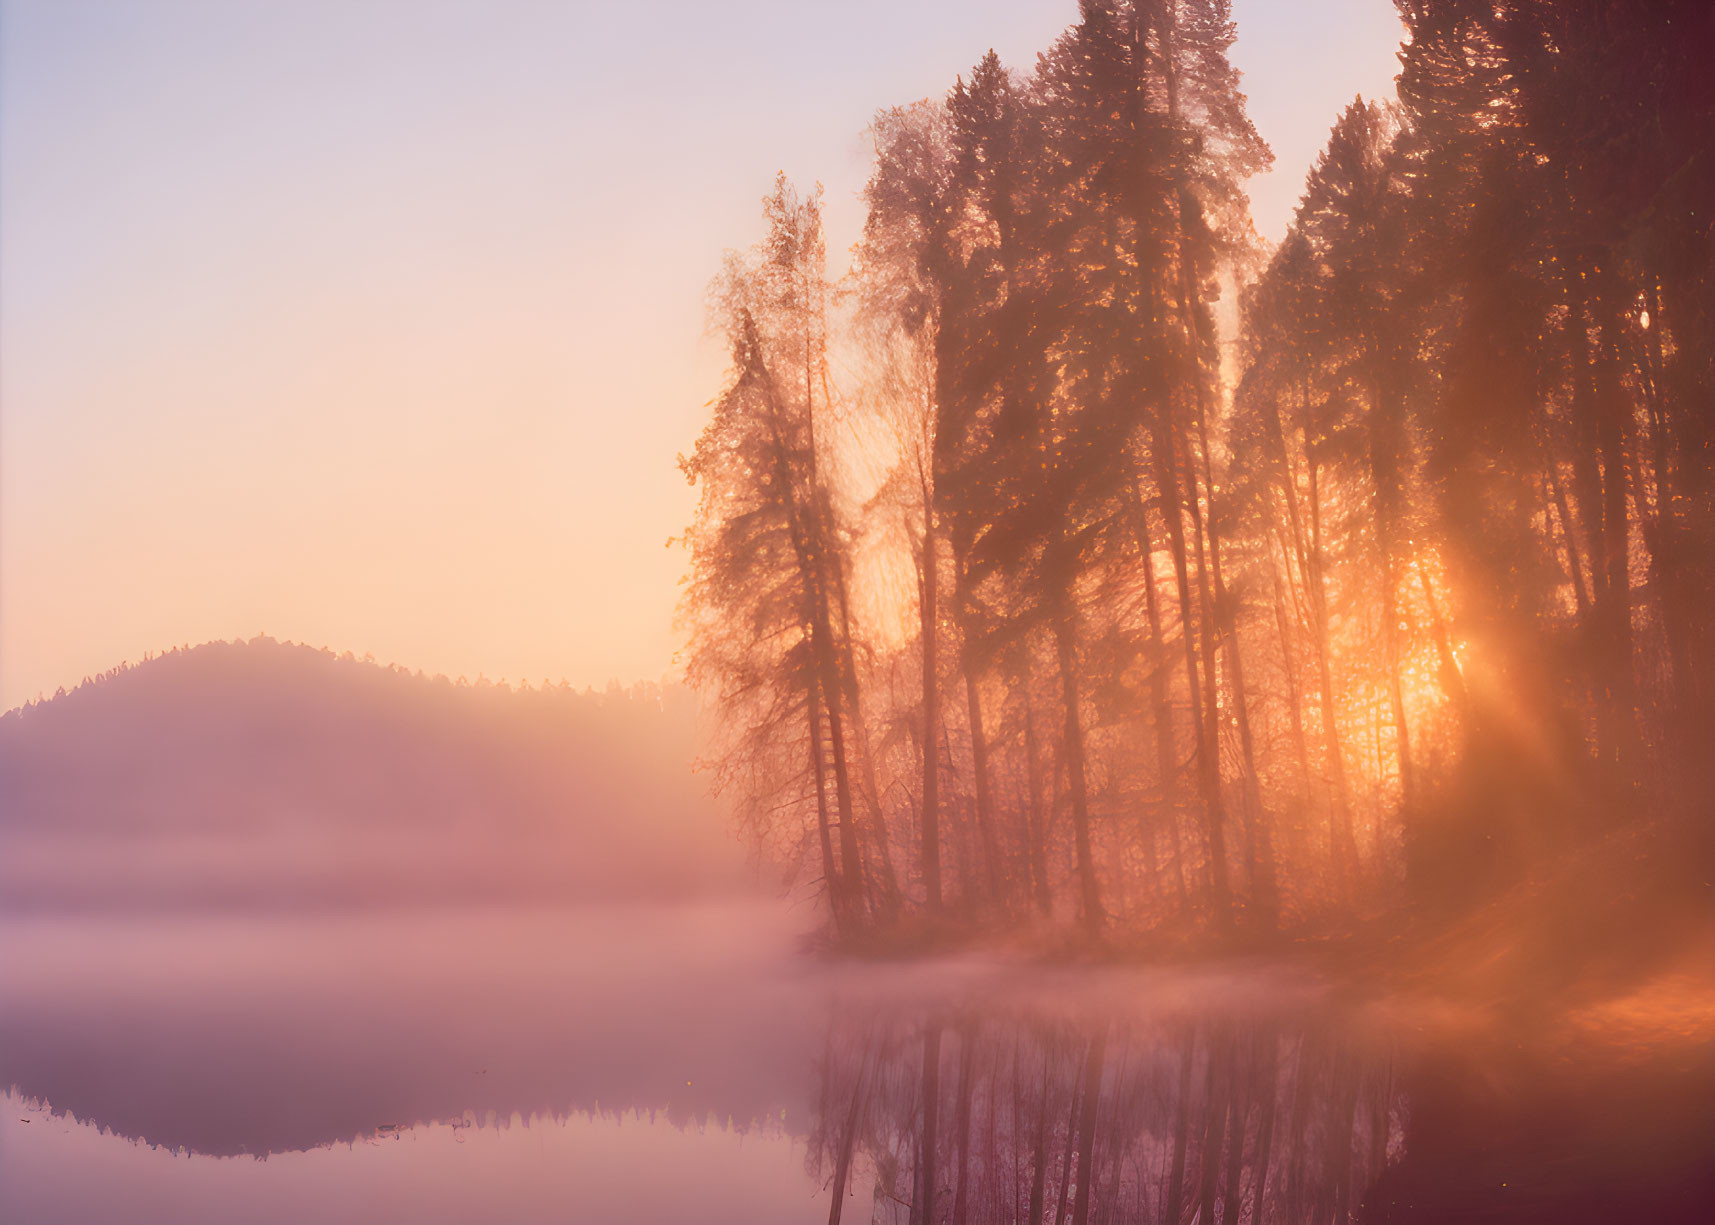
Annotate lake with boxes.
[2,899,1710,1223]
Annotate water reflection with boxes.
[0,902,1406,1223]
[5,903,1708,1223]
[0,902,820,1156]
[3,1092,825,1225]
[809,1010,1397,1225]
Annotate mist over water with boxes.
[0,902,812,1155]
[0,897,1402,1224]
[0,901,825,1223]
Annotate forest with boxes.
[678,0,1714,946]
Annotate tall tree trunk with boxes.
[1594,300,1638,773]
[1370,355,1417,834]
[1305,448,1359,881]
[1189,477,1238,929]
[791,263,876,918]
[830,547,901,908]
[962,651,1007,908]
[1155,418,1233,926]
[1637,274,1696,745]
[1021,660,1055,917]
[808,682,846,935]
[1271,544,1316,819]
[760,360,866,925]
[1222,621,1278,927]
[1547,458,1593,617]
[921,514,944,914]
[1135,490,1192,914]
[1054,601,1105,936]
[815,618,866,918]
[1565,264,1621,767]
[1193,397,1279,926]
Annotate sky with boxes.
[0,0,1404,710]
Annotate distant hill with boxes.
[0,638,749,910]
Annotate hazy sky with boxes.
[0,0,1403,709]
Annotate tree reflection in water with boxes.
[808,1008,1398,1225]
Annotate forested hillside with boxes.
[0,638,743,909]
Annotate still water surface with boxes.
[0,900,1702,1223]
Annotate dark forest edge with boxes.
[677,0,1715,964]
